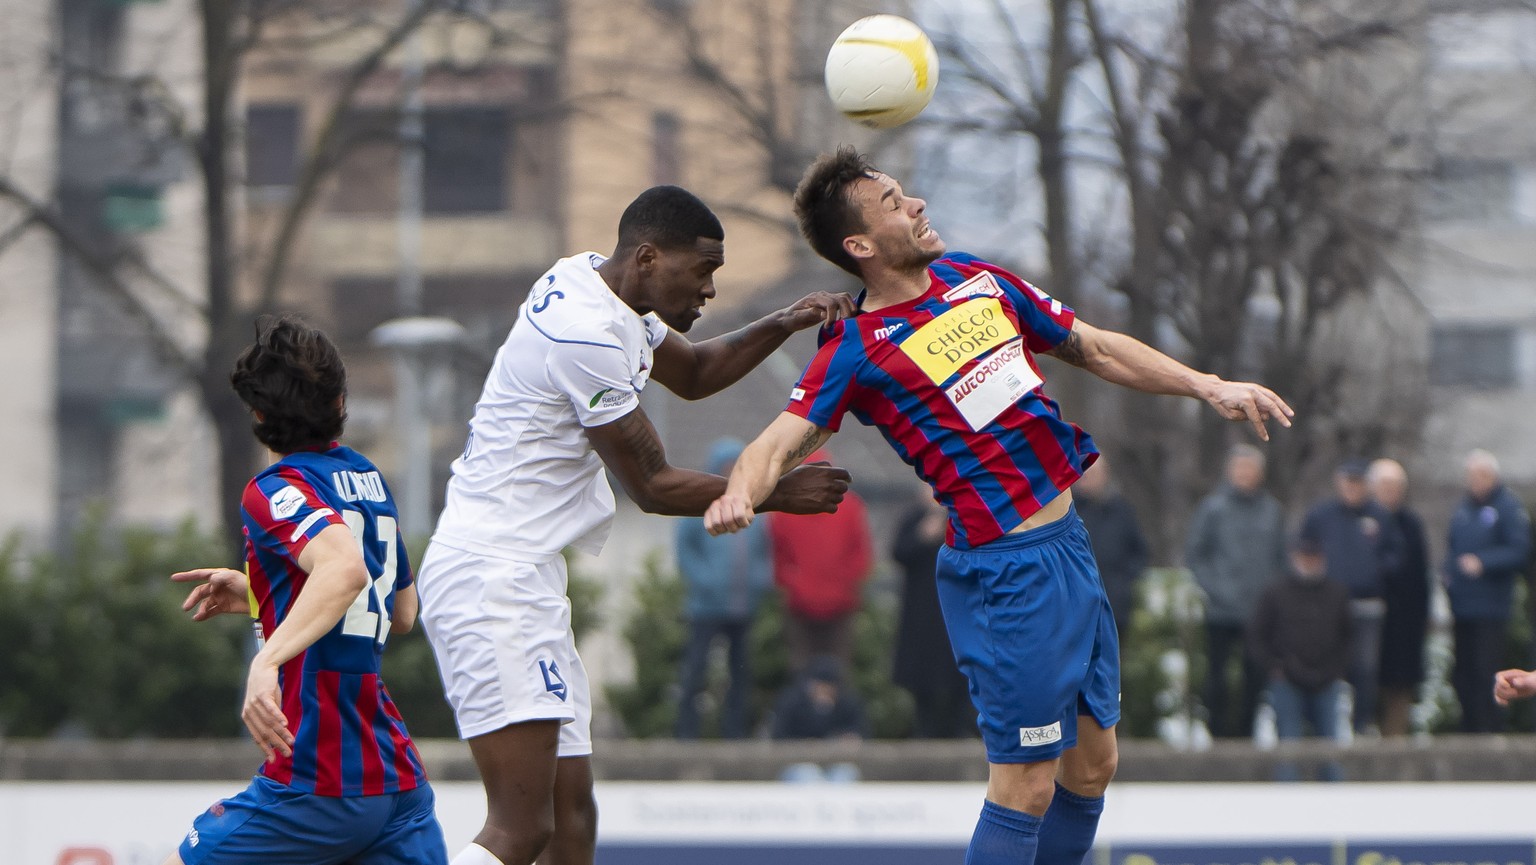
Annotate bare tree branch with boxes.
[0,178,199,376]
[256,0,438,310]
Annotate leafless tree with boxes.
[928,0,1454,554]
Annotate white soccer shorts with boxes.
[415,541,593,756]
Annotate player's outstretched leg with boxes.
[966,759,1056,865]
[1036,719,1117,865]
[455,720,563,865]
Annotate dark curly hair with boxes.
[230,314,347,454]
[615,185,725,252]
[793,145,880,276]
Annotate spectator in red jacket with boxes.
[768,450,874,673]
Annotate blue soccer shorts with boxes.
[936,505,1120,763]
[177,774,448,865]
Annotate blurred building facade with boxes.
[0,0,61,541]
[1414,10,1536,495]
[1,0,214,545]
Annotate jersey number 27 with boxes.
[339,509,399,646]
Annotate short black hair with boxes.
[793,145,879,276]
[230,314,347,454]
[615,185,724,251]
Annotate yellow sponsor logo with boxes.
[899,298,1018,383]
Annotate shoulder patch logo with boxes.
[589,388,612,409]
[269,485,306,521]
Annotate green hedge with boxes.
[0,516,247,738]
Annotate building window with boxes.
[101,183,164,233]
[329,108,400,214]
[652,112,682,187]
[1430,325,1518,390]
[1424,159,1514,224]
[246,104,301,188]
[424,107,510,214]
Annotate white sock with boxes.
[451,843,506,865]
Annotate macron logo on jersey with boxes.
[269,485,306,520]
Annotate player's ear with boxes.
[843,234,874,263]
[634,242,658,274]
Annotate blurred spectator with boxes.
[891,489,973,738]
[769,450,874,673]
[1368,458,1430,737]
[674,438,774,740]
[1250,535,1352,782]
[770,655,868,741]
[1074,457,1150,651]
[772,656,867,783]
[1444,449,1531,733]
[1300,458,1403,735]
[1186,444,1286,738]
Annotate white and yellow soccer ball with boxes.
[824,14,940,129]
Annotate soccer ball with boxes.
[824,15,939,129]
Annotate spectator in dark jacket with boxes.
[1250,535,1353,781]
[674,439,776,739]
[1186,444,1287,738]
[1300,458,1404,734]
[770,655,867,741]
[891,489,973,739]
[1368,458,1430,737]
[1445,449,1531,733]
[1075,458,1150,650]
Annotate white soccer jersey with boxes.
[431,252,670,560]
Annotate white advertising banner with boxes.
[6,781,1536,865]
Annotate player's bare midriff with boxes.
[1008,487,1074,534]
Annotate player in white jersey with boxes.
[418,186,855,865]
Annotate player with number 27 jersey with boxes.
[242,444,427,796]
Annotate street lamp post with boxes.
[371,316,464,539]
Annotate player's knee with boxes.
[483,808,556,862]
[1061,745,1118,796]
[987,762,1057,815]
[558,790,599,846]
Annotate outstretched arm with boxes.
[650,292,856,400]
[1047,319,1294,440]
[705,412,834,535]
[587,406,847,517]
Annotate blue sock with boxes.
[965,799,1042,865]
[1035,782,1105,865]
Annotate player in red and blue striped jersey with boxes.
[706,147,1292,865]
[164,315,446,865]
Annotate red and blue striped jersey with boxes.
[240,444,427,796]
[786,253,1098,549]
